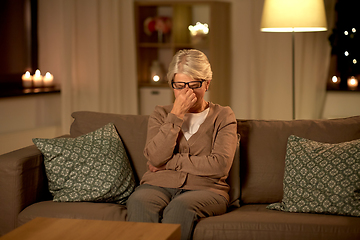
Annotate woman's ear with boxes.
[205,80,211,91]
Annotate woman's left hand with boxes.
[148,162,166,172]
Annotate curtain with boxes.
[230,0,336,120]
[38,0,138,133]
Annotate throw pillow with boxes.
[267,135,360,217]
[33,123,135,204]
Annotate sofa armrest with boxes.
[0,145,50,236]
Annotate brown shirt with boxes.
[140,102,238,201]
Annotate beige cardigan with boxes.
[140,102,238,201]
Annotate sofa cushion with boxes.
[70,111,149,183]
[267,135,360,217]
[193,204,360,240]
[18,201,127,227]
[237,116,360,204]
[33,123,135,204]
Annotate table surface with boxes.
[0,217,181,240]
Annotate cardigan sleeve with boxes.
[143,105,184,167]
[166,107,238,178]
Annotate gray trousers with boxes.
[126,184,228,240]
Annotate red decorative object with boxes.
[144,16,172,36]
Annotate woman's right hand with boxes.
[148,162,166,172]
[171,88,197,119]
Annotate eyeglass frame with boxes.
[171,79,206,89]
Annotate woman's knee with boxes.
[126,185,171,215]
[162,195,197,219]
[126,188,144,209]
[163,190,228,219]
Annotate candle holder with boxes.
[21,70,55,89]
[22,71,33,88]
[33,69,43,88]
[347,76,358,90]
[43,72,55,87]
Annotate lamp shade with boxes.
[261,0,327,32]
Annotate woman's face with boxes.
[172,73,209,105]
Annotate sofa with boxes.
[1,111,360,239]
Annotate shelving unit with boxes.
[134,1,231,114]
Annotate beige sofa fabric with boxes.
[237,116,360,204]
[0,145,50,235]
[194,204,360,240]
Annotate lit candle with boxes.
[347,76,358,89]
[43,72,54,87]
[21,71,32,88]
[33,69,43,87]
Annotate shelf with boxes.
[135,1,231,113]
[139,43,172,48]
[0,86,61,98]
[138,42,205,49]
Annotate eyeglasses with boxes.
[171,80,206,89]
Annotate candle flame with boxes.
[35,69,41,77]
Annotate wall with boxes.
[0,93,61,155]
[322,91,360,119]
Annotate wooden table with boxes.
[0,217,181,240]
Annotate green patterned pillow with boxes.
[267,135,360,217]
[33,123,135,204]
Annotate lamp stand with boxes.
[292,31,295,120]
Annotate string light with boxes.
[188,22,209,36]
[331,76,340,83]
[330,2,359,91]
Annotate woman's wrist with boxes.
[170,109,185,119]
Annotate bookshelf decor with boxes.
[135,1,230,114]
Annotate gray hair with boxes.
[167,49,212,84]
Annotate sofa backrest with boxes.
[70,111,360,206]
[70,111,149,183]
[237,116,360,204]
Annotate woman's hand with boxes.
[148,162,166,172]
[171,88,197,119]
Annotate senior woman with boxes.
[126,49,238,240]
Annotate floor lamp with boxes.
[260,0,327,119]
